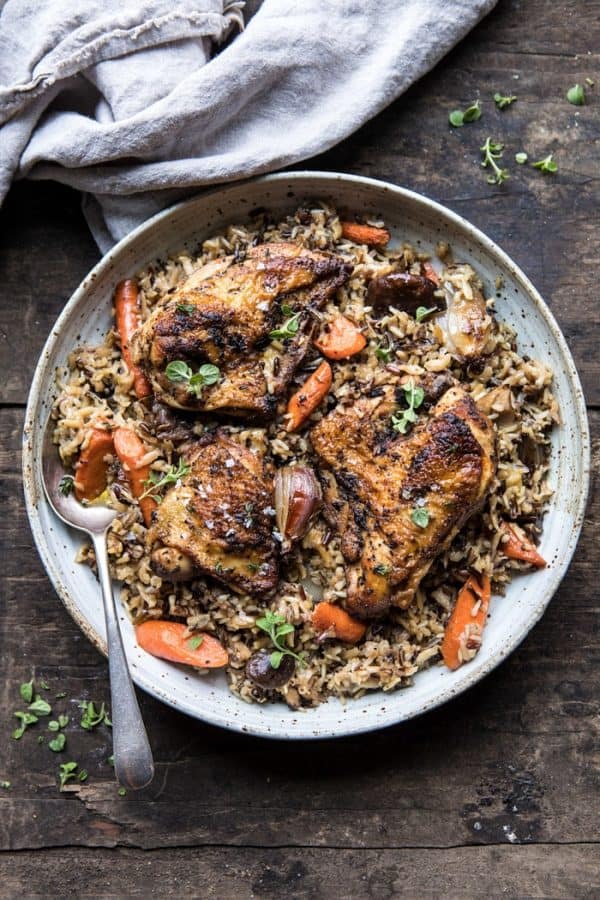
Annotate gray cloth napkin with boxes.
[0,0,497,251]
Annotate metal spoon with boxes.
[41,416,154,790]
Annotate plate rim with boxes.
[22,170,591,739]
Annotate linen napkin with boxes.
[0,0,497,251]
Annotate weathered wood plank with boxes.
[0,0,598,874]
[309,0,600,403]
[0,182,99,405]
[2,845,599,898]
[0,2,598,405]
[1,408,597,851]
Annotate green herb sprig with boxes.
[494,92,517,109]
[58,475,75,497]
[48,715,69,732]
[449,100,482,127]
[375,344,393,363]
[176,303,196,314]
[415,306,438,324]
[532,154,557,174]
[28,696,51,716]
[79,701,112,731]
[48,714,69,750]
[269,311,301,341]
[140,460,191,502]
[411,506,430,529]
[20,679,34,704]
[9,679,116,792]
[49,733,66,753]
[373,563,392,577]
[515,152,528,165]
[391,380,425,435]
[58,761,86,791]
[255,611,306,670]
[480,137,510,185]
[165,360,221,398]
[567,84,585,105]
[12,681,53,739]
[12,712,38,740]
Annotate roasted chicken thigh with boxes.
[310,379,496,617]
[148,433,278,597]
[132,242,351,419]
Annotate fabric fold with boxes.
[0,0,497,249]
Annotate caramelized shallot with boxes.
[435,264,493,361]
[275,465,322,550]
[476,385,517,427]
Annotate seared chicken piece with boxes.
[132,243,351,419]
[148,434,278,596]
[311,379,496,617]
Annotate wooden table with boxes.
[2,1,598,895]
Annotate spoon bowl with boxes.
[42,421,117,533]
[41,415,155,790]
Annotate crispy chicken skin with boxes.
[148,433,278,596]
[131,242,351,418]
[310,379,496,617]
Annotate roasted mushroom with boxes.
[367,272,438,317]
[246,650,295,688]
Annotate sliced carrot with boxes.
[114,279,152,400]
[313,316,367,360]
[340,221,390,248]
[113,426,157,526]
[136,620,229,668]
[312,601,367,643]
[501,522,546,568]
[441,574,491,671]
[74,428,115,502]
[422,261,441,287]
[286,361,332,432]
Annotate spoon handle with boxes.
[92,531,155,790]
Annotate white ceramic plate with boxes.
[23,172,590,739]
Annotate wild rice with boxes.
[52,203,556,708]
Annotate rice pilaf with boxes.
[52,204,557,708]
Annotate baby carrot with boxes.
[74,427,115,502]
[114,279,152,400]
[340,221,390,248]
[501,522,546,568]
[441,574,491,670]
[312,601,367,643]
[313,316,367,360]
[285,361,332,432]
[113,426,157,526]
[136,621,229,668]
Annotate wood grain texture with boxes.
[2,846,599,898]
[0,0,598,895]
[308,0,600,406]
[1,409,598,856]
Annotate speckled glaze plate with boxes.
[23,172,590,739]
